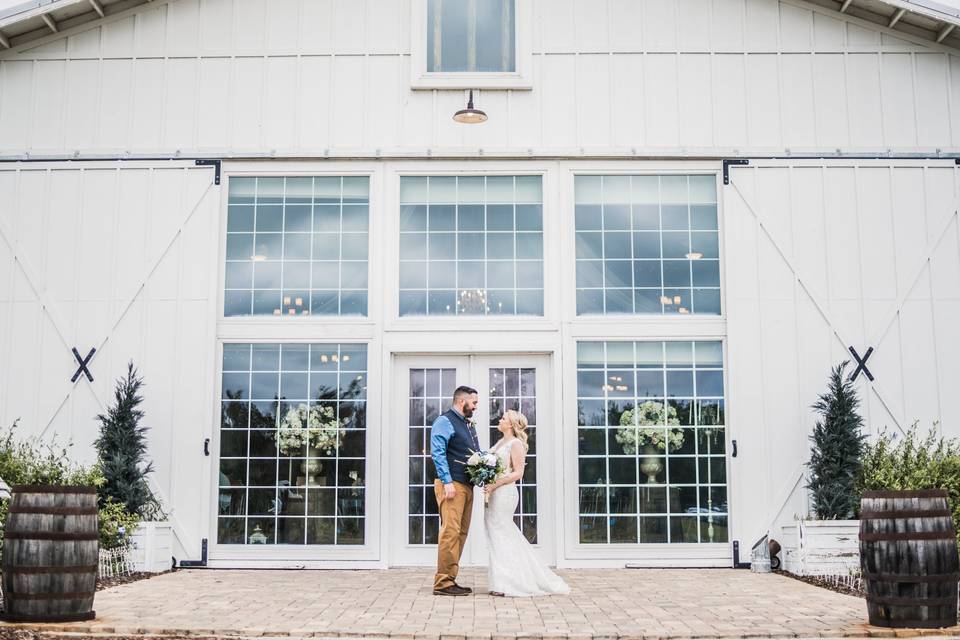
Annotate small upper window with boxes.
[427,0,515,73]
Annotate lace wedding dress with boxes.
[484,438,570,597]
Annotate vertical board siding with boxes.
[0,0,958,155]
[725,161,960,544]
[0,164,218,556]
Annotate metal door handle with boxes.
[732,439,738,458]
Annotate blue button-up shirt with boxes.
[430,407,465,485]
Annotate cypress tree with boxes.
[94,362,155,516]
[806,361,866,519]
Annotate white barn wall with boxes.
[0,163,220,560]
[0,0,958,566]
[724,160,960,544]
[1,0,960,156]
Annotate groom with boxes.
[430,385,480,596]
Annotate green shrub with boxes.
[857,422,960,543]
[97,496,141,549]
[0,421,140,551]
[806,361,866,519]
[95,363,158,518]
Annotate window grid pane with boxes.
[574,175,720,316]
[399,176,544,317]
[218,343,368,546]
[488,367,538,544]
[225,177,369,318]
[407,368,456,545]
[576,341,727,545]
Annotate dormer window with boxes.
[411,0,532,90]
[427,0,515,73]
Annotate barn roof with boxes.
[0,0,959,52]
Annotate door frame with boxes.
[388,351,558,567]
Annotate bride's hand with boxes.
[484,483,497,496]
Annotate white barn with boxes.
[0,0,959,569]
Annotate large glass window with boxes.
[218,343,367,545]
[224,177,369,317]
[574,175,720,316]
[427,0,515,73]
[406,368,456,545]
[488,367,538,543]
[576,341,727,544]
[399,175,544,316]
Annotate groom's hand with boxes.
[444,483,456,499]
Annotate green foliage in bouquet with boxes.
[857,422,960,543]
[616,400,683,453]
[0,421,140,551]
[806,361,866,520]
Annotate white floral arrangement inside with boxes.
[276,403,346,456]
[615,399,684,454]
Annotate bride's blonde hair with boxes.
[502,409,530,452]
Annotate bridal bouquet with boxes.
[464,450,504,505]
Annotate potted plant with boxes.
[95,363,171,573]
[276,403,345,485]
[616,400,683,483]
[781,361,864,576]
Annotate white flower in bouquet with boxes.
[482,453,498,467]
[467,452,482,466]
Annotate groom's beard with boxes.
[463,407,475,418]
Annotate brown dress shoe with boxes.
[433,585,469,596]
[454,583,472,593]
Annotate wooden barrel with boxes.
[1,485,98,622]
[860,490,959,628]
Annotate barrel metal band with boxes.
[872,619,959,629]
[8,506,98,516]
[3,531,99,541]
[860,509,953,519]
[5,590,96,600]
[10,485,97,494]
[0,610,96,623]
[866,594,958,606]
[863,571,960,583]
[859,531,957,541]
[862,489,949,498]
[3,564,98,574]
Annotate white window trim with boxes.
[409,0,534,90]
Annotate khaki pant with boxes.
[433,480,474,590]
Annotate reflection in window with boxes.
[574,175,720,316]
[399,175,544,316]
[407,368,457,544]
[218,343,367,545]
[427,0,515,73]
[488,368,538,543]
[224,177,369,317]
[576,341,727,544]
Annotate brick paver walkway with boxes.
[4,568,960,639]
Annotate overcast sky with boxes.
[1,0,959,21]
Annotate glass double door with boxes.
[391,354,553,567]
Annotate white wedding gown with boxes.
[484,438,571,597]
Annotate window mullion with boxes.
[467,0,477,72]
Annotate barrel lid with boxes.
[10,485,97,494]
[862,489,950,498]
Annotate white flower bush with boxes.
[275,403,346,456]
[615,400,684,454]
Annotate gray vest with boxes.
[443,408,480,484]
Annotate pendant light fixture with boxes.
[453,89,487,124]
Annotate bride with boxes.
[483,409,570,597]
